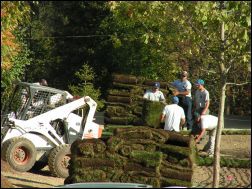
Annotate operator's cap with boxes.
[172,96,179,104]
[153,82,160,88]
[195,79,205,86]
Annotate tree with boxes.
[168,1,251,187]
[26,1,110,91]
[68,63,105,111]
[1,1,33,102]
[100,1,183,81]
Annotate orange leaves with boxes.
[1,10,6,17]
[2,30,13,38]
[1,59,13,70]
[1,2,24,72]
[1,29,20,57]
[2,30,18,47]
[1,29,20,71]
[4,40,17,47]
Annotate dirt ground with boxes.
[197,135,251,158]
[1,162,64,188]
[1,135,251,188]
[194,135,251,188]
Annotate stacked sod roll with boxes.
[65,127,196,187]
[104,73,175,126]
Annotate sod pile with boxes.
[104,73,174,126]
[142,100,166,129]
[65,127,196,187]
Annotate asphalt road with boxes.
[210,114,251,129]
[223,115,251,129]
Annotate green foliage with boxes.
[168,1,251,115]
[1,1,33,103]
[69,64,105,111]
[11,1,250,117]
[196,156,251,168]
[100,1,181,81]
[221,129,251,135]
[26,1,110,92]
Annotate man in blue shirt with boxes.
[171,71,193,131]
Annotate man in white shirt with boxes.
[160,96,185,132]
[143,82,166,103]
[171,71,193,131]
[195,114,218,157]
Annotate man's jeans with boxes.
[178,96,193,130]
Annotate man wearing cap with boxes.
[143,82,166,103]
[160,96,185,132]
[193,79,210,116]
[171,71,193,131]
[192,79,210,135]
[195,114,218,157]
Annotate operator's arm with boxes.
[195,128,206,143]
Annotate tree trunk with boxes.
[213,81,226,188]
[213,10,226,187]
[225,85,230,116]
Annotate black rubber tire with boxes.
[1,139,13,161]
[48,144,71,178]
[31,151,48,171]
[32,161,48,171]
[2,137,37,172]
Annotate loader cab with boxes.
[1,82,68,128]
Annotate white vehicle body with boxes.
[1,82,103,177]
[2,96,101,147]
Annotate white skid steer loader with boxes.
[1,82,103,178]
